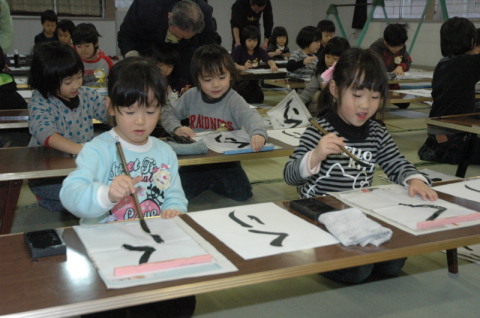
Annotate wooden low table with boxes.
[425,113,480,177]
[239,69,287,81]
[1,191,479,318]
[264,78,307,90]
[0,139,294,234]
[0,109,29,129]
[388,90,433,104]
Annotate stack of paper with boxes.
[74,217,237,289]
[331,184,480,235]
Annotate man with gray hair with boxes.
[118,0,217,83]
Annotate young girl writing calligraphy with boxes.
[60,57,187,224]
[284,48,437,284]
[60,55,192,318]
[266,26,291,60]
[231,25,278,103]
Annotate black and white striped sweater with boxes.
[283,112,423,198]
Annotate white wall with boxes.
[9,1,479,68]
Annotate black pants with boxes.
[233,80,264,104]
[321,258,407,284]
[81,296,196,318]
[180,161,252,201]
[418,133,480,165]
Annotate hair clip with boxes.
[321,62,336,83]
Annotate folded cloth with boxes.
[166,140,208,155]
[318,208,392,247]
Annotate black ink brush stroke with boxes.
[399,203,447,221]
[248,215,265,225]
[215,135,249,148]
[248,229,289,247]
[283,98,302,127]
[229,211,253,228]
[465,184,480,193]
[123,244,156,264]
[281,130,302,138]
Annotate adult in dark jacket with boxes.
[117,0,217,83]
[230,0,273,50]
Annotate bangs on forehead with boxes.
[200,60,227,78]
[111,82,160,108]
[348,67,386,93]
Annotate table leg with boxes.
[446,248,458,274]
[0,180,23,234]
[455,133,475,178]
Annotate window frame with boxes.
[373,0,480,22]
[7,0,115,21]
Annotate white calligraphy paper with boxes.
[267,90,311,129]
[189,202,338,260]
[434,179,480,203]
[331,184,480,235]
[244,68,287,74]
[267,127,307,146]
[194,130,274,154]
[74,217,237,289]
[391,89,432,98]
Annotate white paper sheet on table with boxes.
[189,202,338,260]
[74,217,237,289]
[267,90,311,129]
[243,68,287,74]
[391,89,432,97]
[434,179,480,203]
[330,184,480,235]
[396,71,433,79]
[193,130,275,153]
[18,90,32,99]
[15,77,28,84]
[267,127,307,146]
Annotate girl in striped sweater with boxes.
[283,48,437,284]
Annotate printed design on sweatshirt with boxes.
[188,114,234,130]
[109,157,171,221]
[305,147,376,197]
[83,68,107,87]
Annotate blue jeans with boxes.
[28,177,66,212]
[321,258,407,284]
[180,161,252,201]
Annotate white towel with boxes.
[318,208,392,247]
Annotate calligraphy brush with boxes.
[309,118,371,168]
[115,141,164,243]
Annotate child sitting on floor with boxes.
[27,42,107,212]
[299,36,350,112]
[56,19,75,47]
[267,26,291,60]
[60,56,193,318]
[162,44,268,201]
[418,17,480,165]
[34,10,58,44]
[231,25,278,104]
[287,26,321,79]
[72,23,113,88]
[284,48,437,284]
